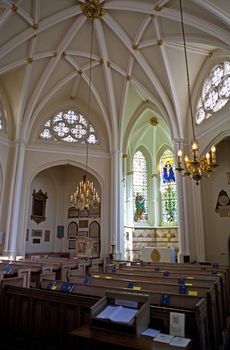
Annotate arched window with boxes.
[133,150,148,222]
[40,109,98,144]
[160,150,177,225]
[196,61,230,124]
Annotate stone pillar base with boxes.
[3,249,17,260]
[177,253,191,263]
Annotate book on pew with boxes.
[153,333,174,344]
[59,282,75,293]
[141,328,160,338]
[170,312,185,337]
[47,280,58,290]
[96,305,138,324]
[170,336,191,348]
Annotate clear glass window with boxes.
[195,61,230,124]
[40,109,98,144]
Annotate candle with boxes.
[205,152,210,165]
[192,142,198,160]
[185,155,189,172]
[211,145,216,163]
[178,149,182,166]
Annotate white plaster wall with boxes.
[26,171,56,253]
[16,145,111,257]
[201,139,230,265]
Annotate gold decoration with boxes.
[32,23,38,30]
[99,58,104,64]
[151,249,161,262]
[127,171,133,176]
[62,52,66,58]
[27,57,33,64]
[80,0,104,21]
[150,117,158,126]
[123,154,128,159]
[132,44,139,50]
[107,61,111,68]
[154,5,162,11]
[208,52,213,58]
[11,4,17,12]
[78,69,83,75]
[157,40,163,46]
[151,173,158,178]
[126,75,132,81]
[70,96,75,100]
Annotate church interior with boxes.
[0,0,229,349]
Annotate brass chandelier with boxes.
[70,175,100,210]
[176,0,218,185]
[70,1,103,210]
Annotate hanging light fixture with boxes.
[176,0,218,185]
[70,0,104,210]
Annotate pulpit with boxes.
[75,236,100,259]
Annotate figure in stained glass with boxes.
[134,192,145,222]
[163,161,175,183]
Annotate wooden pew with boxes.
[0,277,24,291]
[104,266,227,344]
[17,268,31,288]
[0,284,98,347]
[106,265,228,321]
[118,263,230,312]
[39,278,209,350]
[0,261,52,288]
[69,274,219,350]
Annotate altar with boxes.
[141,246,176,263]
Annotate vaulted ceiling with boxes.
[0,0,229,151]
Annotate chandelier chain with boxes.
[175,0,218,185]
[70,7,100,210]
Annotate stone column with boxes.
[111,150,123,259]
[174,139,191,262]
[4,140,26,259]
[191,184,206,262]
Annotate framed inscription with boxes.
[79,220,88,229]
[44,230,50,242]
[31,189,48,224]
[79,209,89,218]
[89,221,100,238]
[68,222,78,238]
[32,229,43,238]
[57,225,64,239]
[68,207,79,218]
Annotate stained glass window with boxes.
[133,151,148,222]
[196,61,230,125]
[40,109,98,144]
[160,150,177,225]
